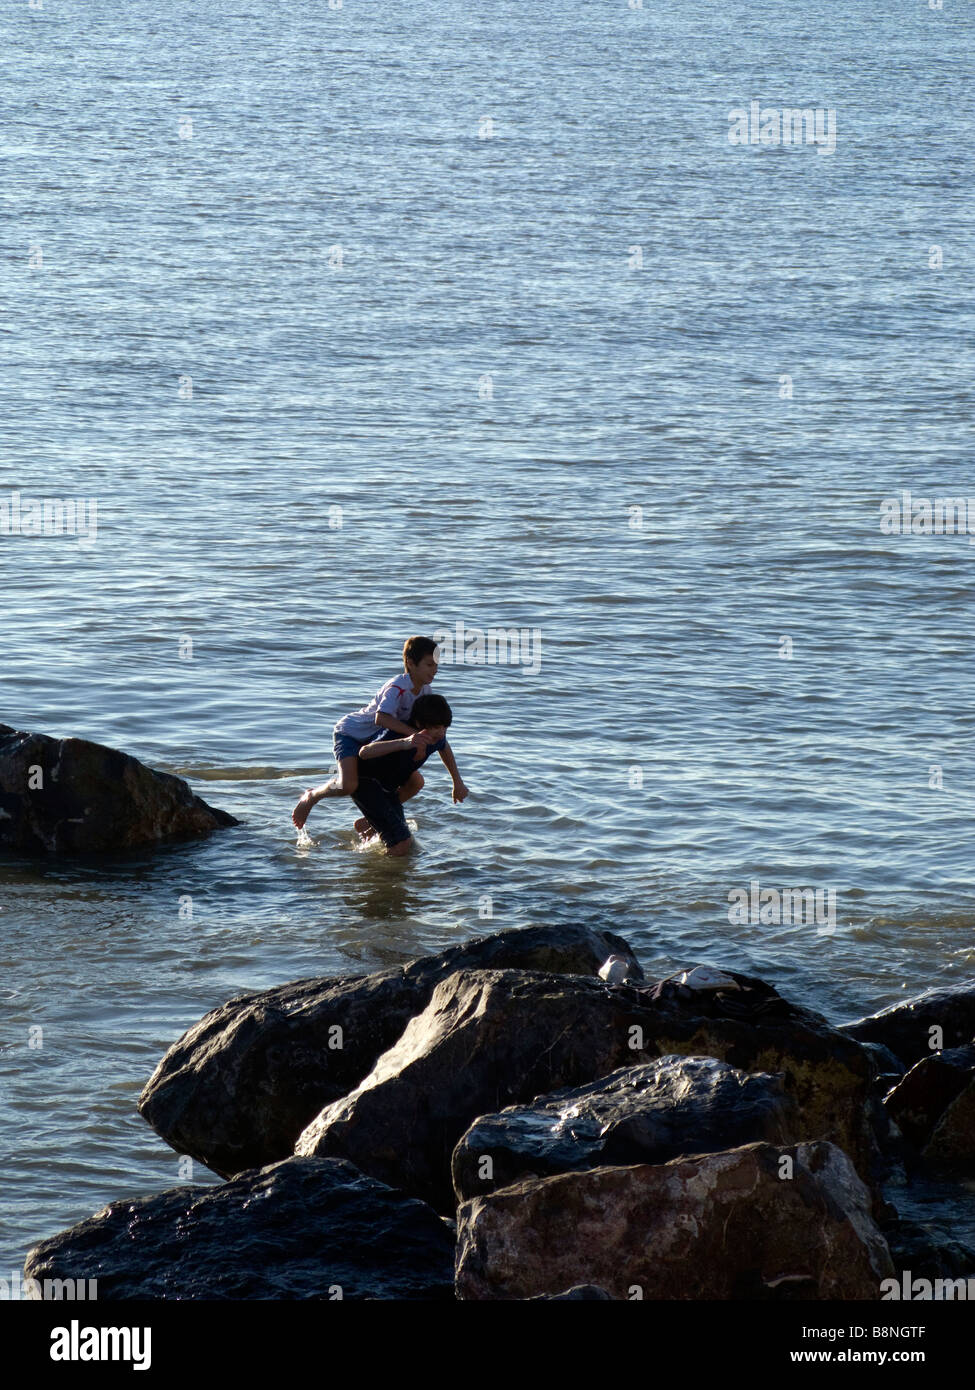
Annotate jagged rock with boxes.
[452,1056,801,1202]
[296,967,876,1211]
[139,923,644,1178]
[23,1157,454,1301]
[884,1044,975,1159]
[0,724,237,854]
[455,1141,894,1301]
[841,983,975,1068]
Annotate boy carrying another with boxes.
[292,636,468,830]
[352,693,455,856]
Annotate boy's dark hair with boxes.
[403,635,439,668]
[411,694,452,729]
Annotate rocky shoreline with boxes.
[24,922,975,1300]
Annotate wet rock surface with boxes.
[841,983,975,1068]
[0,724,237,854]
[24,1156,455,1301]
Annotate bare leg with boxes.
[386,835,414,857]
[292,757,359,827]
[397,770,424,804]
[319,755,359,797]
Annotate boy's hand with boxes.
[451,780,469,804]
[408,730,434,752]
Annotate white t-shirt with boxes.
[335,673,432,742]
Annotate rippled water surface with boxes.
[2,0,975,1273]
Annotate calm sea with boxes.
[2,0,974,1274]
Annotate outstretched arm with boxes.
[438,742,469,803]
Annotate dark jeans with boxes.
[351,774,411,849]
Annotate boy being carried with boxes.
[292,636,468,829]
[352,694,456,856]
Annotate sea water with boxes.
[1,0,974,1272]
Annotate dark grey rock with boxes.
[24,1157,455,1301]
[884,1044,975,1156]
[139,923,644,1178]
[0,724,237,854]
[452,1055,801,1202]
[841,984,975,1068]
[296,966,876,1212]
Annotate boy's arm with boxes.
[361,732,431,760]
[376,712,417,736]
[438,742,469,803]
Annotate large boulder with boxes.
[841,983,975,1068]
[296,967,877,1211]
[23,1157,455,1301]
[139,923,643,1177]
[455,1141,894,1301]
[452,1056,801,1202]
[0,725,237,854]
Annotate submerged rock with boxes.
[296,966,876,1211]
[452,1056,801,1202]
[0,724,237,854]
[841,983,975,1068]
[455,1141,894,1301]
[139,923,644,1178]
[24,1157,454,1301]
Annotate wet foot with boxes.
[292,789,317,829]
[354,817,378,840]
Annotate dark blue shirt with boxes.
[356,729,446,791]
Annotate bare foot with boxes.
[354,817,378,840]
[293,789,317,829]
